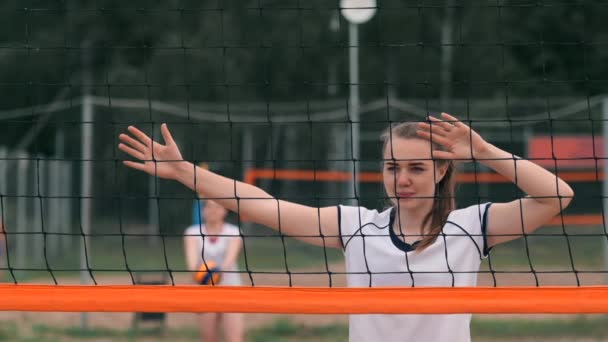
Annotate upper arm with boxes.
[272,202,341,249]
[486,197,568,247]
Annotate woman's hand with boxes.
[417,112,491,162]
[118,123,186,180]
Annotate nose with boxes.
[396,170,412,187]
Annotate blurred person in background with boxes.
[184,200,244,342]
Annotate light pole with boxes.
[340,0,377,204]
[80,39,94,330]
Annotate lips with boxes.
[397,192,415,198]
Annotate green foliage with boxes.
[2,317,608,341]
[248,319,348,342]
[1,2,605,108]
[484,225,605,270]
[0,320,19,341]
[472,316,608,338]
[0,2,603,235]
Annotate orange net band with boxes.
[1,285,607,314]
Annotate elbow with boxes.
[559,184,575,210]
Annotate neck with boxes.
[205,221,223,232]
[393,202,434,236]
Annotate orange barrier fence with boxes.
[549,214,603,225]
[244,169,604,185]
[1,285,607,314]
[243,168,605,226]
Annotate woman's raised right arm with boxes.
[119,124,341,248]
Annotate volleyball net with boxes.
[0,1,607,314]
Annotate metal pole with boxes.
[603,97,608,284]
[80,93,93,329]
[80,38,94,328]
[241,127,254,232]
[50,130,64,257]
[148,174,159,247]
[348,23,360,205]
[440,0,455,110]
[0,148,5,267]
[0,148,5,195]
[49,158,59,257]
[16,152,28,271]
[63,162,73,252]
[328,10,340,97]
[34,155,45,267]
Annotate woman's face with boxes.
[383,137,447,210]
[203,200,228,225]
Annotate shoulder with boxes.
[449,202,492,218]
[223,223,241,236]
[338,205,385,220]
[184,225,203,236]
[338,205,392,233]
[446,202,492,232]
[338,205,392,249]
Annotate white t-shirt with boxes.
[184,223,243,286]
[339,203,492,342]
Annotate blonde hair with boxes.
[381,122,457,250]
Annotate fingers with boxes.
[160,123,175,146]
[417,131,455,160]
[431,150,454,160]
[127,126,154,147]
[118,142,146,160]
[119,133,147,154]
[416,129,452,147]
[440,112,465,128]
[427,115,456,133]
[418,122,449,136]
[122,160,147,172]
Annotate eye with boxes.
[385,165,397,171]
[411,166,425,172]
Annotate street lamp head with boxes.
[340,0,377,24]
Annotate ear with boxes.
[435,162,449,184]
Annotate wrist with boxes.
[174,161,195,184]
[474,143,499,162]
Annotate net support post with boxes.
[16,151,29,271]
[79,93,94,329]
[602,97,608,284]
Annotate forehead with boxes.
[383,138,433,162]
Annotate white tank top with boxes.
[339,203,492,342]
[184,223,243,286]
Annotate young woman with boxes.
[184,200,244,342]
[119,112,573,342]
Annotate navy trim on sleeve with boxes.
[481,202,493,257]
[337,205,345,250]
